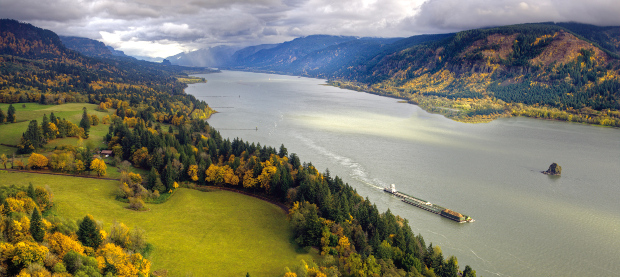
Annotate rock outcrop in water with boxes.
[543,163,562,175]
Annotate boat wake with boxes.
[294,134,384,190]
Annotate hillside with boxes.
[60,35,133,59]
[333,23,620,124]
[0,19,216,126]
[224,23,620,125]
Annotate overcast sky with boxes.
[2,0,619,58]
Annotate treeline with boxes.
[0,183,151,276]
[101,115,476,276]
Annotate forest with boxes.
[0,19,479,276]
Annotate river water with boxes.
[185,71,620,277]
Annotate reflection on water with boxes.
[186,71,620,277]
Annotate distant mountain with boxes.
[167,45,240,67]
[60,36,118,58]
[229,35,372,71]
[226,23,620,125]
[106,46,130,57]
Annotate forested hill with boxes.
[0,19,214,122]
[228,23,620,125]
[59,36,133,59]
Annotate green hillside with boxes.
[0,171,314,277]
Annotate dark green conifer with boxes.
[77,215,102,248]
[30,207,45,242]
[80,107,90,138]
[7,104,16,123]
[27,182,35,200]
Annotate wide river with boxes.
[186,71,620,277]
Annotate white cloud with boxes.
[2,0,620,58]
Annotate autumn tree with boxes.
[90,114,99,126]
[47,232,84,258]
[29,207,45,242]
[131,147,149,168]
[7,104,16,123]
[77,215,102,249]
[90,158,107,177]
[187,164,199,182]
[0,107,5,123]
[27,153,48,170]
[74,159,85,174]
[0,154,7,169]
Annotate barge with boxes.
[384,184,474,223]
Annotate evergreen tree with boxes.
[19,120,44,153]
[50,112,57,125]
[29,207,45,242]
[462,265,476,277]
[77,215,102,248]
[80,107,90,138]
[27,182,35,200]
[278,144,288,158]
[42,114,51,139]
[0,108,5,123]
[7,104,15,123]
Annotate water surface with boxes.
[186,71,620,277]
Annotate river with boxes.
[185,70,620,277]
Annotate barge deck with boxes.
[384,184,474,223]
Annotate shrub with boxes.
[128,197,146,211]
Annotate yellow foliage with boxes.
[46,232,84,258]
[242,170,257,189]
[90,158,107,177]
[28,153,48,170]
[338,236,351,256]
[128,172,142,184]
[4,197,37,214]
[0,241,49,268]
[96,243,150,277]
[187,164,199,182]
[205,164,238,186]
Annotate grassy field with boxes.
[0,103,112,155]
[0,171,315,276]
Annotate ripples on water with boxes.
[186,71,620,277]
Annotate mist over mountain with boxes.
[167,45,240,67]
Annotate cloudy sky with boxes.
[2,0,619,58]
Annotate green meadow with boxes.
[0,103,112,155]
[0,171,315,277]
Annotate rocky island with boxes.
[543,163,562,176]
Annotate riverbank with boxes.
[327,79,620,127]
